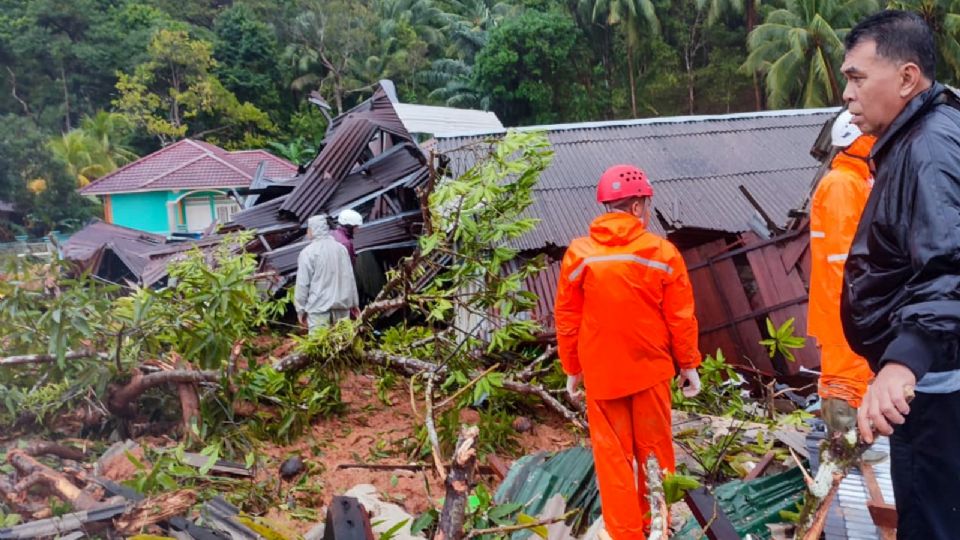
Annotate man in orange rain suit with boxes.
[555,164,702,539]
[807,110,878,443]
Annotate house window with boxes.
[214,196,241,224]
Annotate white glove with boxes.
[566,373,584,402]
[678,369,701,398]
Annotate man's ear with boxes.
[899,62,926,98]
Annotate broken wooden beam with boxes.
[743,451,777,481]
[485,454,511,483]
[7,450,99,511]
[862,463,897,533]
[684,487,740,540]
[23,441,87,462]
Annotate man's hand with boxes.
[350,307,361,319]
[298,312,307,327]
[857,362,916,443]
[566,373,584,403]
[678,368,701,398]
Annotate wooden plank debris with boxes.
[323,496,375,540]
[684,487,741,540]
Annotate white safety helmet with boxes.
[831,110,862,148]
[337,208,363,227]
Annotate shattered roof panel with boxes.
[355,211,422,253]
[323,143,426,211]
[80,139,296,196]
[393,103,504,137]
[437,109,834,250]
[280,118,382,222]
[61,221,166,264]
[228,196,295,231]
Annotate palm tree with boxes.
[698,0,767,108]
[48,131,112,188]
[743,0,879,109]
[421,58,490,108]
[887,0,960,84]
[439,0,516,61]
[79,111,138,169]
[581,0,660,117]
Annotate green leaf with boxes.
[410,511,437,534]
[487,502,523,520]
[517,513,548,539]
[378,519,409,540]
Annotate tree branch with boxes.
[436,425,480,540]
[108,369,220,417]
[465,509,580,539]
[424,374,446,481]
[0,351,109,367]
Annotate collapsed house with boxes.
[64,83,473,297]
[436,108,838,377]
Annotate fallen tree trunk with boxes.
[113,489,197,535]
[107,369,219,418]
[23,441,87,461]
[178,382,201,442]
[435,425,480,540]
[0,351,109,366]
[7,450,99,511]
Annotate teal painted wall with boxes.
[110,192,171,234]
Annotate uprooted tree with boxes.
[0,130,590,536]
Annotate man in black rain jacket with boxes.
[840,10,960,538]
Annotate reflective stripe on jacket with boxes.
[555,212,701,400]
[808,136,875,346]
[808,136,875,405]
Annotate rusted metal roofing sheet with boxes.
[228,196,294,231]
[260,239,307,275]
[61,221,166,264]
[326,88,411,141]
[279,117,382,222]
[436,109,835,252]
[355,210,422,253]
[323,143,426,211]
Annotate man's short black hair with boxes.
[846,10,936,81]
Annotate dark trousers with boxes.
[891,390,960,539]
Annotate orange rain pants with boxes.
[807,135,876,407]
[587,380,675,540]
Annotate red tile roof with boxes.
[79,139,297,196]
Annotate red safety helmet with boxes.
[596,164,653,203]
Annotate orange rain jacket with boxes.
[555,212,701,400]
[807,135,876,406]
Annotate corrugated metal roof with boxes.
[808,431,895,540]
[61,221,166,264]
[494,446,602,538]
[80,139,297,195]
[393,103,503,137]
[437,109,834,251]
[355,210,422,253]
